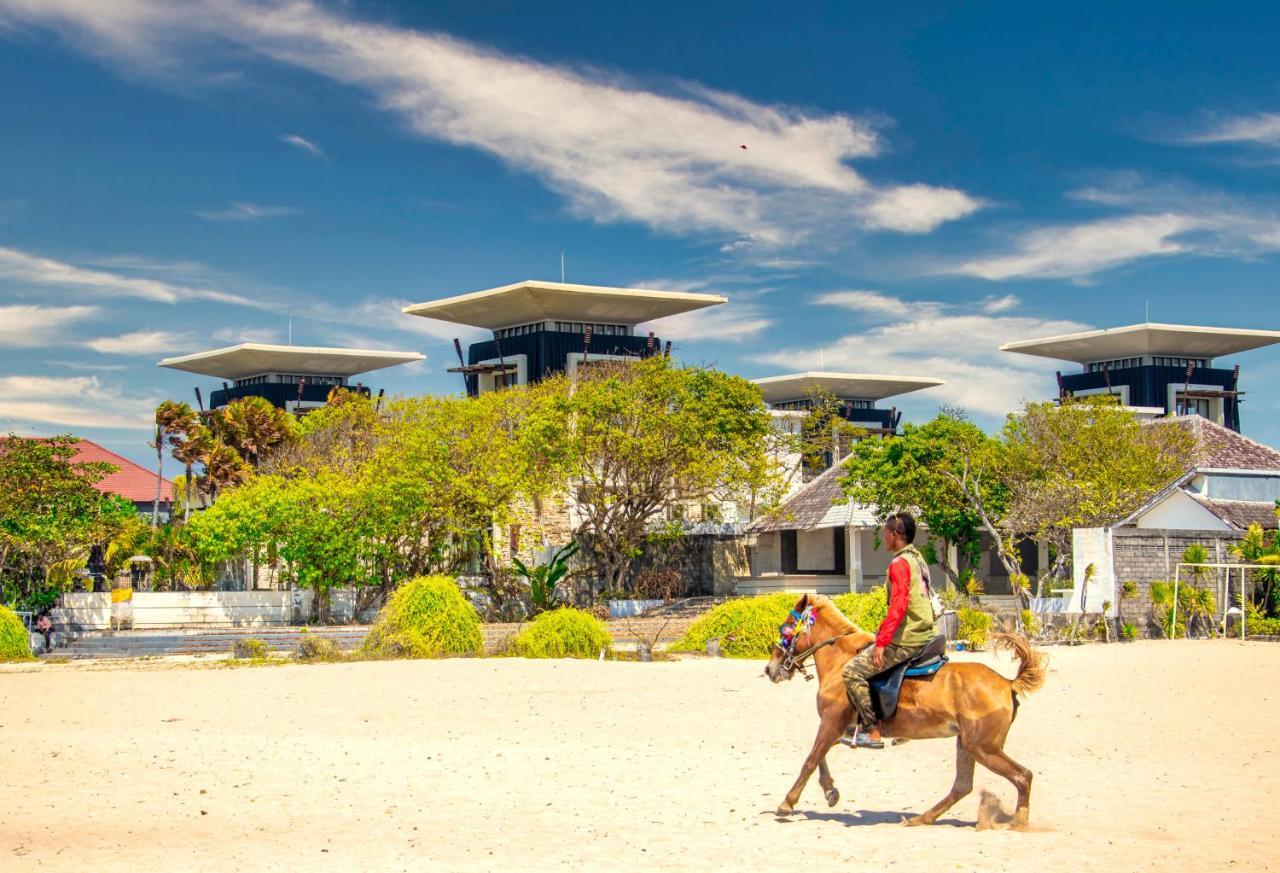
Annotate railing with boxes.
[210,382,372,409]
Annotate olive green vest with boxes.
[887,544,937,648]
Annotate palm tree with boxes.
[197,439,250,504]
[169,423,212,522]
[211,397,296,467]
[151,401,197,529]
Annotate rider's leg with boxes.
[840,648,883,748]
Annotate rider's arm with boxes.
[874,557,910,649]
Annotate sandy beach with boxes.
[2,640,1276,872]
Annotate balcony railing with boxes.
[210,382,371,409]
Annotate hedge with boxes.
[0,606,34,662]
[512,608,611,659]
[674,590,887,659]
[361,575,483,659]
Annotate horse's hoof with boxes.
[775,805,794,818]
[904,815,927,827]
[824,788,839,807]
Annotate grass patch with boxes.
[361,575,482,660]
[512,608,611,659]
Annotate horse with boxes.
[763,593,1046,828]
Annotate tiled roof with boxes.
[751,463,880,532]
[71,440,173,504]
[1191,496,1279,531]
[1176,416,1280,472]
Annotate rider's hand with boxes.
[871,645,885,670]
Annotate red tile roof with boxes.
[70,440,173,504]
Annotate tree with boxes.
[196,439,251,505]
[151,401,197,528]
[841,408,992,585]
[1230,523,1280,615]
[552,357,779,593]
[211,396,297,467]
[169,422,212,522]
[0,435,137,608]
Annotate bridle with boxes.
[776,606,854,682]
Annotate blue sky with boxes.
[2,0,1279,469]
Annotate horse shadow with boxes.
[773,809,975,829]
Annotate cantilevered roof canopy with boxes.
[751,372,945,404]
[1000,323,1280,364]
[158,344,424,380]
[402,279,726,330]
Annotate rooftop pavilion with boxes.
[1001,322,1280,433]
[158,343,424,412]
[404,279,727,395]
[752,371,945,434]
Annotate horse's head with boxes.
[764,593,817,683]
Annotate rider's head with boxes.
[882,512,916,551]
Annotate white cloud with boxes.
[981,293,1020,313]
[0,303,98,347]
[212,325,282,344]
[281,132,324,158]
[758,295,1089,419]
[86,329,191,355]
[346,296,485,344]
[810,290,910,317]
[0,244,263,307]
[646,303,771,344]
[195,202,298,221]
[0,374,157,430]
[0,0,981,245]
[1182,112,1280,147]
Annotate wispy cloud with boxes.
[212,325,282,344]
[0,0,982,246]
[759,294,1088,419]
[280,132,324,158]
[646,303,771,344]
[810,289,915,318]
[194,202,298,221]
[86,329,192,355]
[1181,111,1280,147]
[0,374,157,430]
[0,244,264,307]
[0,303,98,347]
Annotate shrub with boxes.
[674,591,886,659]
[0,606,34,662]
[1120,622,1139,641]
[512,608,611,659]
[297,633,341,661]
[1020,609,1041,637]
[232,638,270,659]
[361,575,482,659]
[956,607,992,649]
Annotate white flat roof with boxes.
[402,279,726,330]
[751,372,945,403]
[1001,322,1280,364]
[158,344,424,380]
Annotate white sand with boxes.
[2,640,1276,872]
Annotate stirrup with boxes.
[839,727,884,750]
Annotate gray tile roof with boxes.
[1191,496,1279,531]
[1177,416,1280,472]
[750,463,880,532]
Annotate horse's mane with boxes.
[804,594,860,635]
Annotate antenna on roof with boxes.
[288,317,293,346]
[1145,299,1149,323]
[560,250,565,284]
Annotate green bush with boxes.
[512,608,611,658]
[297,633,341,661]
[1120,622,1139,641]
[1020,609,1041,637]
[674,591,886,659]
[232,638,270,659]
[361,575,482,659]
[956,607,992,649]
[0,606,34,662]
[1246,615,1280,636]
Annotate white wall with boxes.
[56,589,365,630]
[752,532,781,575]
[1070,527,1115,615]
[796,528,835,572]
[1135,490,1231,531]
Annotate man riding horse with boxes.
[841,511,937,749]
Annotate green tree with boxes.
[151,400,197,528]
[211,396,297,467]
[552,357,779,593]
[1230,523,1280,615]
[169,422,212,522]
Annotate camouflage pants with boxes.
[842,643,916,730]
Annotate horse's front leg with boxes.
[777,706,847,817]
[817,756,839,808]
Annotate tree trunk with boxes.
[183,462,193,523]
[152,428,163,529]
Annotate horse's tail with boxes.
[991,632,1046,696]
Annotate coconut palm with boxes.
[197,439,250,504]
[211,397,296,468]
[169,422,213,522]
[151,401,198,529]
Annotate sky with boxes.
[1,0,1279,469]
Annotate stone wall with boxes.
[627,534,747,597]
[1110,528,1244,637]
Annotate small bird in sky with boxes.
[739,144,748,150]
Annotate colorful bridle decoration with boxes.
[777,607,816,651]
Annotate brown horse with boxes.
[763,593,1046,828]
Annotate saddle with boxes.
[869,634,948,722]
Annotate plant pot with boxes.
[706,638,721,657]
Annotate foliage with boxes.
[512,541,579,615]
[673,591,885,659]
[1120,622,1139,641]
[841,409,993,584]
[555,357,781,593]
[795,387,867,475]
[1230,524,1280,616]
[210,396,297,467]
[361,575,482,659]
[0,434,138,609]
[297,632,342,661]
[232,638,270,659]
[956,606,993,649]
[0,605,34,661]
[630,567,685,602]
[1020,609,1041,637]
[152,400,197,528]
[512,607,612,659]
